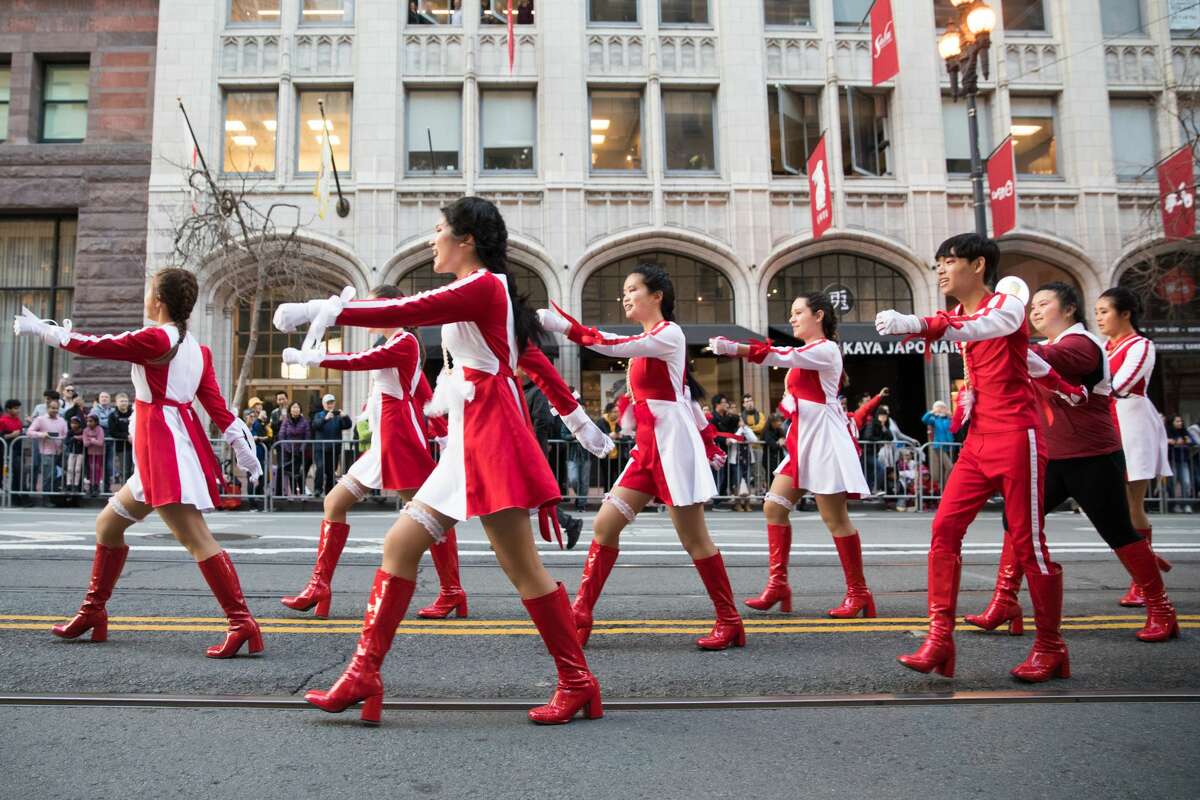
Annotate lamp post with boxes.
[939,0,997,236]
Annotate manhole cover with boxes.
[144,532,259,542]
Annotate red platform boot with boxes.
[964,532,1025,634]
[281,519,350,618]
[51,543,129,642]
[418,529,469,618]
[1011,566,1070,683]
[305,569,415,725]
[828,532,877,619]
[694,552,746,650]
[571,540,619,647]
[1115,539,1180,642]
[1119,528,1172,607]
[744,523,793,612]
[898,551,960,677]
[198,551,264,659]
[524,583,603,725]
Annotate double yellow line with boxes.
[2,614,1197,637]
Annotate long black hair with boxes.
[796,291,838,340]
[441,196,544,353]
[1036,281,1087,328]
[1098,286,1145,336]
[628,262,707,400]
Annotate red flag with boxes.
[807,135,832,240]
[870,0,899,85]
[507,0,515,73]
[987,136,1017,237]
[1158,145,1196,240]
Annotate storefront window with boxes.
[582,253,733,325]
[767,253,913,324]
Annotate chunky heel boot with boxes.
[898,551,960,678]
[744,523,793,612]
[571,541,619,647]
[694,552,746,650]
[965,532,1025,634]
[1115,539,1180,643]
[828,532,878,619]
[198,551,264,659]
[1119,528,1168,607]
[52,543,129,642]
[418,529,469,619]
[525,583,603,725]
[305,569,415,725]
[282,520,350,618]
[1011,566,1070,683]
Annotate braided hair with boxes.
[153,268,199,339]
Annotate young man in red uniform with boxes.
[875,233,1069,682]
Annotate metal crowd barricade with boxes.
[914,440,964,512]
[857,439,921,510]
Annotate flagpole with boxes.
[177,97,221,200]
[318,99,351,218]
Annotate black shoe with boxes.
[565,515,584,550]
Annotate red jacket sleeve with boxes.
[517,344,580,417]
[319,332,418,373]
[1030,338,1101,384]
[852,392,884,430]
[62,325,176,364]
[336,270,502,329]
[194,346,236,430]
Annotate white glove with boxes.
[779,394,796,415]
[13,307,71,347]
[707,336,741,357]
[272,298,327,333]
[223,418,262,483]
[709,448,727,470]
[875,310,923,336]
[303,286,356,351]
[561,405,615,458]
[433,435,449,451]
[536,308,570,335]
[281,347,325,367]
[1055,385,1088,407]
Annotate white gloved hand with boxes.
[302,286,356,351]
[707,336,742,357]
[433,435,449,451]
[875,309,923,336]
[272,298,327,333]
[708,447,727,470]
[13,307,71,347]
[561,406,615,458]
[223,418,262,483]
[281,347,325,367]
[779,394,796,415]
[536,308,571,335]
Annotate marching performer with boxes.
[1096,287,1175,607]
[538,263,747,652]
[708,291,874,619]
[966,282,1177,642]
[278,285,469,621]
[14,268,265,658]
[272,197,613,725]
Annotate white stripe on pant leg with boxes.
[1028,428,1049,575]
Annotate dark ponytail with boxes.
[1099,286,1145,336]
[798,291,838,340]
[153,268,198,339]
[626,262,706,400]
[1036,281,1087,328]
[441,196,544,353]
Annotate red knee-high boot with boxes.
[52,543,129,642]
[305,569,415,725]
[281,519,350,618]
[898,551,960,677]
[572,540,619,647]
[198,551,264,659]
[964,532,1025,634]
[1011,565,1069,682]
[524,583,603,725]
[1115,539,1180,642]
[418,528,468,618]
[828,531,877,619]
[1119,528,1171,607]
[744,523,793,612]
[694,552,746,650]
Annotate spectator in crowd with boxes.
[269,391,290,438]
[310,393,352,497]
[82,414,105,497]
[245,396,264,419]
[597,401,623,492]
[564,398,598,512]
[1,399,26,503]
[31,388,61,419]
[278,401,311,497]
[243,408,268,500]
[762,411,788,473]
[922,400,956,493]
[64,416,86,497]
[741,394,766,437]
[108,393,134,486]
[61,387,87,429]
[708,393,742,497]
[27,398,67,500]
[520,368,583,548]
[1166,415,1194,512]
[859,408,895,494]
[517,0,534,24]
[90,391,116,488]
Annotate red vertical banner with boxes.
[1158,145,1196,240]
[507,0,515,73]
[807,135,832,239]
[870,0,899,85]
[987,136,1017,237]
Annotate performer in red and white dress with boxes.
[277,285,469,621]
[876,234,1074,683]
[14,268,265,659]
[273,197,613,725]
[709,291,875,620]
[539,263,747,652]
[1097,286,1175,607]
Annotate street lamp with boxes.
[940,0,996,236]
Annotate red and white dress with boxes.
[748,339,868,496]
[334,269,581,521]
[1106,333,1172,482]
[60,323,233,512]
[316,331,436,492]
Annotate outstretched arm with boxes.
[710,336,839,371]
[61,325,178,364]
[539,306,679,359]
[875,294,1024,343]
[338,272,500,329]
[317,332,420,373]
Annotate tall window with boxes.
[840,87,891,177]
[582,253,733,325]
[229,0,281,24]
[296,91,351,174]
[1169,0,1200,38]
[590,0,638,23]
[590,89,643,171]
[1101,0,1143,36]
[764,1,811,26]
[301,0,354,25]
[660,0,708,25]
[662,90,716,173]
[41,63,89,143]
[481,90,536,172]
[0,65,9,142]
[932,0,957,27]
[767,253,914,324]
[833,0,872,27]
[407,90,461,173]
[1004,0,1046,32]
[1010,96,1057,176]
[942,94,992,174]
[769,86,820,176]
[223,91,277,174]
[409,1,461,25]
[1110,97,1157,181]
[0,219,76,406]
[481,0,534,25]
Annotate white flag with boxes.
[182,112,199,213]
[313,125,332,220]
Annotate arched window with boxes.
[767,253,913,323]
[1117,250,1199,326]
[581,252,735,325]
[395,261,549,307]
[998,253,1082,297]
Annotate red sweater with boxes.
[1030,329,1121,460]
